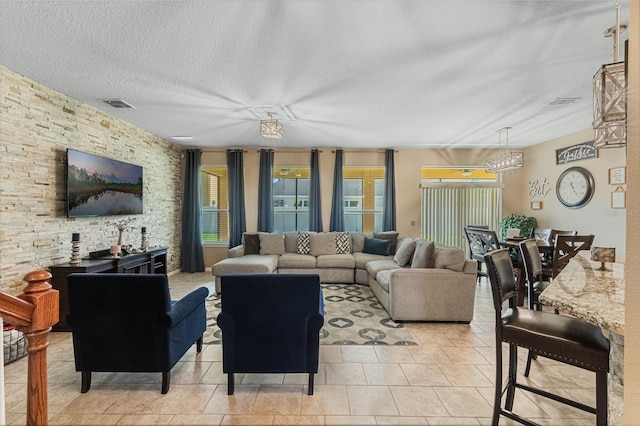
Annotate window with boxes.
[343,167,385,233]
[201,167,229,244]
[273,167,309,232]
[420,167,501,251]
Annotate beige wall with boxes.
[519,129,627,258]
[0,66,184,294]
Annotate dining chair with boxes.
[532,227,552,244]
[542,234,594,281]
[464,226,498,282]
[484,248,609,425]
[519,239,557,376]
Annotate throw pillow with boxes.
[433,243,466,272]
[393,238,416,267]
[297,232,311,254]
[335,232,351,254]
[243,233,260,255]
[363,237,390,256]
[284,232,299,253]
[373,231,399,254]
[411,240,435,268]
[351,233,366,252]
[310,232,337,256]
[259,233,285,255]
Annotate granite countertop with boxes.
[539,252,625,335]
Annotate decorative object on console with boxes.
[141,227,149,251]
[110,245,121,258]
[70,233,81,265]
[260,113,283,139]
[592,0,627,148]
[591,246,616,271]
[485,127,524,173]
[110,217,136,246]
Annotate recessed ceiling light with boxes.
[170,136,196,142]
[102,99,136,109]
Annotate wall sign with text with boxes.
[556,141,598,165]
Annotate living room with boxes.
[1,1,639,424]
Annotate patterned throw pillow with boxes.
[297,232,311,254]
[335,232,351,254]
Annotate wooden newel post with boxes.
[17,270,59,426]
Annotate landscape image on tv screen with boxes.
[67,149,143,217]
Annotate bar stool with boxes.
[484,248,610,425]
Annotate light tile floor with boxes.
[3,272,598,425]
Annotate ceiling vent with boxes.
[548,98,580,106]
[102,99,136,109]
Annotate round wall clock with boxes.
[556,166,595,209]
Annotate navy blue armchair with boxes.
[66,273,208,394]
[217,274,324,395]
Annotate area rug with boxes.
[203,283,418,346]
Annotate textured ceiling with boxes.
[0,1,629,149]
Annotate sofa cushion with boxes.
[351,233,366,252]
[375,270,392,292]
[278,253,317,269]
[284,232,298,253]
[297,232,312,254]
[259,233,285,255]
[353,252,393,269]
[373,231,399,254]
[335,232,351,254]
[211,254,279,275]
[393,238,416,267]
[433,243,466,272]
[310,232,337,256]
[317,254,355,269]
[411,240,435,268]
[363,237,390,256]
[366,259,401,277]
[243,233,260,255]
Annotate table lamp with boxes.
[591,247,615,271]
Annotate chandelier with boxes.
[592,0,627,149]
[260,113,283,139]
[485,127,524,173]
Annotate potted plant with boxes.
[499,214,537,241]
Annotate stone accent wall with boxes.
[0,66,183,294]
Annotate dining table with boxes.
[499,238,554,306]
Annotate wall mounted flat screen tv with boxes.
[67,149,143,217]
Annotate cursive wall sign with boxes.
[528,178,552,198]
[556,141,598,165]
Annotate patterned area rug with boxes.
[203,284,418,346]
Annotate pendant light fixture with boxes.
[485,127,524,173]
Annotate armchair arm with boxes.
[165,287,209,328]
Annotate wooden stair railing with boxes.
[1,270,59,426]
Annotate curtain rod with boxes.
[331,149,398,153]
[256,149,323,153]
[201,148,248,153]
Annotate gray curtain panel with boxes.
[227,149,246,248]
[383,148,397,231]
[329,149,345,232]
[180,149,205,272]
[309,149,323,232]
[258,149,274,232]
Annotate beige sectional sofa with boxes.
[211,231,477,322]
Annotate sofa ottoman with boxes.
[212,254,279,293]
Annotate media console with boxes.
[49,247,168,331]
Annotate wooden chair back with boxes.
[551,234,594,278]
[464,226,499,259]
[533,228,552,244]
